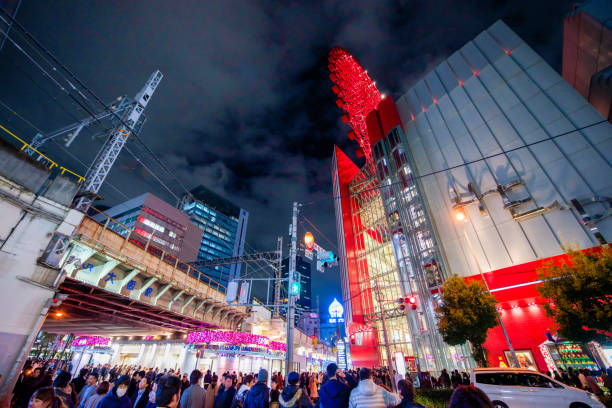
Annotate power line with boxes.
[303,119,609,205]
[300,215,338,251]
[0,9,194,201]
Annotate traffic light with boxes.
[408,296,417,310]
[290,281,301,295]
[350,334,356,345]
[397,297,406,311]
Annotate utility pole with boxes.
[375,279,396,393]
[274,236,283,317]
[285,202,299,380]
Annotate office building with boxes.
[332,20,612,372]
[563,0,612,121]
[180,185,248,288]
[95,193,203,262]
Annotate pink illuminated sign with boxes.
[73,336,111,347]
[187,331,286,352]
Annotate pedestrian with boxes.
[395,379,425,408]
[585,370,603,397]
[180,370,206,408]
[348,368,400,408]
[28,387,66,408]
[205,381,217,408]
[438,369,451,388]
[129,371,145,401]
[214,376,236,408]
[451,370,461,388]
[460,372,469,386]
[156,375,181,408]
[133,376,152,408]
[98,375,133,408]
[15,367,44,408]
[71,369,89,396]
[53,371,76,408]
[578,369,588,390]
[204,371,213,390]
[308,373,318,402]
[318,363,349,408]
[181,374,190,393]
[77,373,99,408]
[448,385,493,408]
[233,374,254,408]
[279,372,313,408]
[243,369,270,408]
[269,377,280,408]
[83,381,110,408]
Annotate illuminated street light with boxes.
[455,208,466,222]
[454,208,519,368]
[54,311,63,318]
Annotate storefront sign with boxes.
[73,336,111,347]
[187,331,286,352]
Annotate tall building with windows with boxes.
[281,256,312,321]
[332,20,612,373]
[94,193,203,262]
[563,0,612,121]
[180,185,248,288]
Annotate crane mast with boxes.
[74,70,162,211]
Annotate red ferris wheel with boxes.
[328,47,381,166]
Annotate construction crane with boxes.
[72,70,163,210]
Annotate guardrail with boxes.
[0,123,86,183]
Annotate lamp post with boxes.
[455,209,519,368]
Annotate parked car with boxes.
[470,367,604,408]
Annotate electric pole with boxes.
[285,202,299,380]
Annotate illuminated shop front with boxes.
[186,331,286,374]
[70,336,114,375]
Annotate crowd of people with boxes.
[17,358,611,408]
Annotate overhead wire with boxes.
[301,119,609,205]
[0,8,194,201]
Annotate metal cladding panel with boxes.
[436,61,461,92]
[461,40,490,73]
[487,20,523,51]
[365,110,383,147]
[474,31,506,63]
[424,70,446,101]
[377,96,403,136]
[395,19,612,282]
[447,51,474,83]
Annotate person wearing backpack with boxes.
[279,372,313,408]
[242,369,270,408]
[231,375,254,408]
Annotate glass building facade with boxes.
[181,185,249,288]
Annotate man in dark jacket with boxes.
[214,376,236,408]
[98,375,133,408]
[279,372,313,408]
[318,364,349,408]
[243,368,270,408]
[128,371,145,401]
[71,368,89,395]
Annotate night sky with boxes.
[0,0,573,314]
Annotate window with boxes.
[476,372,521,386]
[518,373,563,388]
[168,231,177,239]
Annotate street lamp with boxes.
[454,208,520,368]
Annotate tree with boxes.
[436,275,498,367]
[537,246,612,343]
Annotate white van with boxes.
[471,367,604,408]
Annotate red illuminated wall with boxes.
[333,146,380,368]
[464,252,576,370]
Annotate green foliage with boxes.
[436,276,498,366]
[414,388,453,408]
[537,246,612,343]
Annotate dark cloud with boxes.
[0,0,572,311]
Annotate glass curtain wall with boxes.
[347,165,426,371]
[371,127,474,373]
